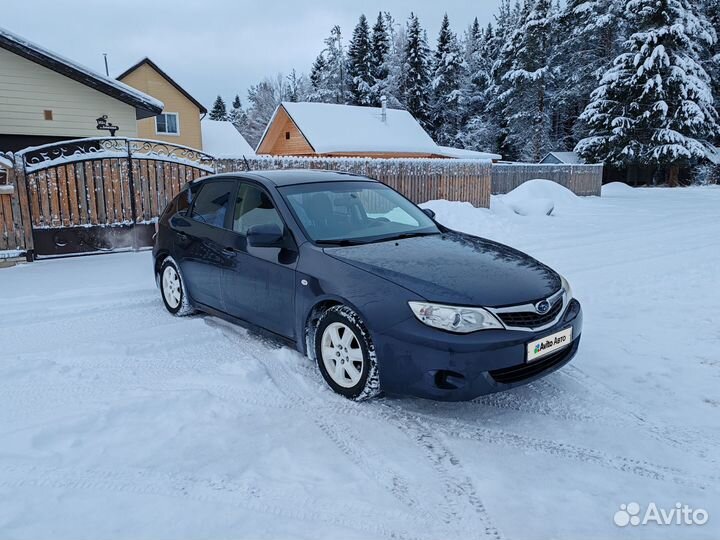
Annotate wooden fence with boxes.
[491,163,603,196]
[216,156,493,208]
[0,143,607,258]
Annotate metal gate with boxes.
[18,138,215,257]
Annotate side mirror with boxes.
[422,208,436,219]
[247,223,284,248]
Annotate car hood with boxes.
[324,232,561,307]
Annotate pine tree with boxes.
[228,94,247,129]
[576,0,719,185]
[347,15,373,105]
[703,0,720,137]
[495,0,556,161]
[369,12,391,105]
[324,25,349,103]
[286,69,308,102]
[429,14,464,144]
[400,13,431,127]
[243,76,285,147]
[309,54,331,102]
[209,95,227,121]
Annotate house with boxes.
[0,27,163,153]
[540,151,585,165]
[257,101,453,158]
[201,119,255,158]
[117,58,206,150]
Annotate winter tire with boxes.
[160,257,194,316]
[314,305,381,401]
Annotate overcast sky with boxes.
[3,0,503,109]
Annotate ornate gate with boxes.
[18,138,215,257]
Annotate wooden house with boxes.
[117,58,207,150]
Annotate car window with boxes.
[280,181,438,243]
[233,183,284,235]
[190,181,234,228]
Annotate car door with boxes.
[173,179,236,311]
[222,181,298,338]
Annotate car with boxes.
[153,170,583,401]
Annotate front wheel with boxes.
[159,257,194,316]
[314,305,381,401]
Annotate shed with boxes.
[540,152,585,165]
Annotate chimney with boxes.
[380,95,387,123]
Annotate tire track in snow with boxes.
[0,463,418,540]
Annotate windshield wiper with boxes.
[315,238,368,246]
[373,231,440,243]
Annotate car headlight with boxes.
[560,275,573,301]
[408,301,504,333]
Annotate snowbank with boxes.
[494,179,579,216]
[602,182,635,196]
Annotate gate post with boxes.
[11,155,35,261]
[125,140,139,251]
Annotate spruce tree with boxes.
[369,12,391,105]
[553,0,623,150]
[576,0,719,184]
[348,15,373,105]
[495,0,555,161]
[460,23,497,151]
[400,13,431,127]
[209,96,227,121]
[228,94,247,129]
[429,14,464,145]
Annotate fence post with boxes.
[125,140,139,251]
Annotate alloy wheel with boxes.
[320,322,364,388]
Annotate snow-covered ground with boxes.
[0,184,718,540]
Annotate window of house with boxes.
[156,113,179,135]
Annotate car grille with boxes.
[489,340,576,384]
[495,297,563,329]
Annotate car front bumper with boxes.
[374,299,583,401]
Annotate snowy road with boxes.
[0,185,718,540]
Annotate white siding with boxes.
[0,47,138,138]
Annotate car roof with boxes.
[205,169,379,187]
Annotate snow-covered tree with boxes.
[347,15,373,105]
[429,14,464,144]
[494,0,556,161]
[285,69,309,102]
[242,76,286,147]
[369,12,391,105]
[552,0,624,149]
[228,94,247,130]
[307,26,348,103]
[209,95,227,121]
[382,12,407,109]
[576,0,719,185]
[400,13,431,127]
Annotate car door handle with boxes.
[176,232,188,241]
[222,246,237,257]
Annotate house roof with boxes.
[0,26,163,120]
[258,102,441,155]
[117,57,207,114]
[435,146,502,161]
[541,151,585,164]
[201,119,255,157]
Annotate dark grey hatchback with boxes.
[153,170,582,401]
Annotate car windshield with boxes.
[279,181,440,245]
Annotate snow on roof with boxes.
[541,151,585,164]
[0,26,163,118]
[201,119,255,158]
[435,146,501,161]
[0,154,13,170]
[273,101,440,155]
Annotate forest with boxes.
[209,0,720,185]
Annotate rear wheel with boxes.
[159,257,194,316]
[314,305,381,401]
